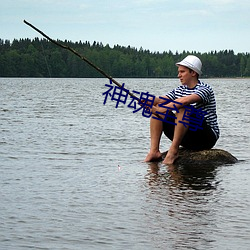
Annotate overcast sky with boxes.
[1,0,249,53]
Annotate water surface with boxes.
[1,78,250,249]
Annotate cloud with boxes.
[134,0,168,5]
[79,3,89,10]
[199,0,250,10]
[206,0,237,4]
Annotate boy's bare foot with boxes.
[144,151,162,162]
[163,149,179,165]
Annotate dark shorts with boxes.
[162,112,217,150]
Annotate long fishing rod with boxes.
[23,20,139,100]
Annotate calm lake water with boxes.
[1,78,250,250]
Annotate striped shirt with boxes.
[166,80,220,139]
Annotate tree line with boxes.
[0,38,250,78]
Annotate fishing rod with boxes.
[23,20,139,100]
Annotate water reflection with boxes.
[147,162,219,191]
[144,162,220,249]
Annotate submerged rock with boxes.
[161,148,238,166]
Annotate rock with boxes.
[161,148,238,166]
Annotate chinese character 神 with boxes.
[102,79,129,108]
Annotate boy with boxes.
[144,55,219,164]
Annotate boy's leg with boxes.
[163,108,189,164]
[144,115,164,162]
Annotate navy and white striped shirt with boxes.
[166,80,220,139]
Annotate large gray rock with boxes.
[161,148,238,166]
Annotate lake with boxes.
[1,78,250,250]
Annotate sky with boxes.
[1,0,250,53]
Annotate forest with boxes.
[0,38,250,78]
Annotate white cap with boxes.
[176,55,202,75]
